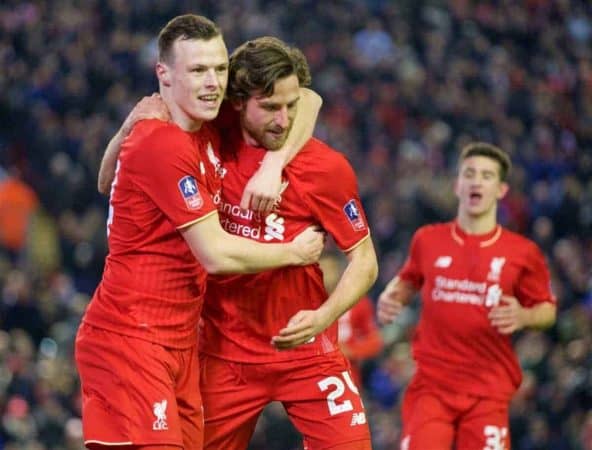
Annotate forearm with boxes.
[181,215,314,274]
[204,232,300,274]
[522,302,556,330]
[98,129,126,194]
[318,239,378,324]
[262,88,322,168]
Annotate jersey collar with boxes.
[451,221,502,248]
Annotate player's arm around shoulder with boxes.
[179,212,324,274]
[240,88,322,213]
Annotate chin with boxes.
[197,109,220,122]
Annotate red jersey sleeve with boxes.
[398,228,425,289]
[302,148,369,251]
[125,122,217,228]
[516,242,556,308]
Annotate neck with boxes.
[160,89,202,132]
[240,126,262,148]
[456,210,498,235]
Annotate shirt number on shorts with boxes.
[317,371,359,416]
[483,425,508,450]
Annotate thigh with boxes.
[456,398,510,450]
[175,345,203,450]
[279,352,371,450]
[75,323,183,448]
[200,354,268,450]
[400,377,455,450]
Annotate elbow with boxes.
[200,257,229,275]
[98,180,109,195]
[200,253,244,275]
[547,304,557,328]
[365,258,379,289]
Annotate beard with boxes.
[243,121,292,151]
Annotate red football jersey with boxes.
[83,120,221,348]
[399,221,556,400]
[200,136,370,362]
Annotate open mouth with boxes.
[469,192,482,204]
[198,94,219,105]
[267,129,286,138]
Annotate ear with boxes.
[497,181,509,200]
[156,62,171,87]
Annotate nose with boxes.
[204,69,221,89]
[274,106,290,128]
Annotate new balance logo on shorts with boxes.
[350,412,367,426]
[152,400,168,431]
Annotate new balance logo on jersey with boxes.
[178,175,203,210]
[343,199,366,231]
[487,257,506,282]
[264,213,285,241]
[434,256,452,268]
[152,400,168,431]
[350,412,367,426]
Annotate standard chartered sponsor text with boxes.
[432,276,489,306]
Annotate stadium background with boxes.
[0,0,591,448]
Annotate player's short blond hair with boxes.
[459,142,512,181]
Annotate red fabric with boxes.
[200,352,371,450]
[399,221,555,401]
[201,137,370,362]
[82,120,221,348]
[75,323,203,448]
[401,374,510,450]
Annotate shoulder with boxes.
[413,222,451,241]
[127,120,192,154]
[500,227,542,257]
[289,138,354,179]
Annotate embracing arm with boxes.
[240,88,323,212]
[180,213,324,274]
[98,128,127,194]
[272,236,378,349]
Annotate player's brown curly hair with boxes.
[227,36,311,103]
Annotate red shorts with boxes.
[401,374,510,450]
[200,351,371,450]
[75,323,203,449]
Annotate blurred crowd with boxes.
[0,0,591,448]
